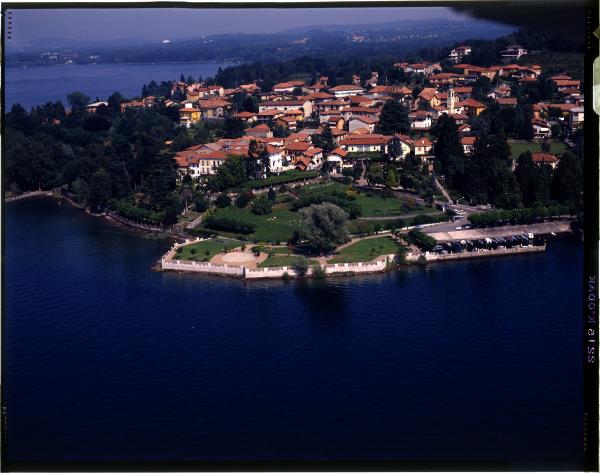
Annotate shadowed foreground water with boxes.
[3,198,583,469]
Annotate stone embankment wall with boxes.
[243,255,396,279]
[161,239,397,279]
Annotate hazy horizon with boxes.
[5,7,499,46]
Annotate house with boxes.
[316,99,348,115]
[198,99,229,119]
[429,72,459,86]
[276,116,297,131]
[348,116,378,133]
[461,136,476,155]
[272,80,305,93]
[304,147,324,168]
[120,100,145,112]
[501,45,528,62]
[407,63,427,75]
[531,152,559,169]
[283,141,312,164]
[496,97,518,107]
[555,80,581,92]
[258,99,313,117]
[458,98,486,116]
[175,150,235,177]
[409,110,434,130]
[86,101,108,113]
[326,147,349,174]
[264,144,284,174]
[329,84,364,98]
[235,111,257,123]
[179,104,201,128]
[413,137,433,156]
[142,96,156,107]
[339,135,391,153]
[532,119,552,139]
[326,115,345,130]
[458,124,472,135]
[245,124,273,138]
[568,106,584,131]
[394,134,414,157]
[256,109,284,123]
[449,45,472,64]
[240,83,260,94]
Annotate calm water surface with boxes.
[4,198,583,468]
[5,62,233,110]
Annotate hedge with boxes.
[242,170,320,190]
[468,204,576,227]
[203,216,257,234]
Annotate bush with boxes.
[411,214,436,225]
[215,193,232,208]
[186,228,217,239]
[107,199,165,225]
[194,196,209,212]
[251,195,273,215]
[203,216,256,234]
[235,191,254,208]
[292,256,309,277]
[312,266,326,279]
[405,229,436,251]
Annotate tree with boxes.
[72,178,90,205]
[67,91,90,113]
[195,196,209,212]
[292,256,309,277]
[311,124,335,157]
[88,169,112,211]
[551,151,583,206]
[376,100,410,135]
[518,104,534,141]
[108,92,124,115]
[215,193,232,208]
[267,188,276,203]
[385,166,398,188]
[514,151,538,206]
[366,163,385,186]
[251,195,273,215]
[387,137,404,160]
[235,191,254,208]
[299,203,349,253]
[223,117,245,139]
[144,153,178,210]
[433,114,465,189]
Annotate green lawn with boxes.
[303,182,427,217]
[201,204,302,244]
[258,255,319,268]
[509,140,568,159]
[173,238,242,261]
[328,236,400,263]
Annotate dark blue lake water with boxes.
[4,62,233,110]
[3,198,583,469]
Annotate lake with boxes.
[4,62,234,110]
[3,197,583,469]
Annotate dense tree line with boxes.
[4,94,184,224]
[432,112,583,211]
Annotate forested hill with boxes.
[6,19,511,67]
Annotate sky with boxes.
[6,7,476,44]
